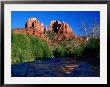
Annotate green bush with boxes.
[52,37,100,58]
[53,47,65,57]
[11,32,54,64]
[46,30,55,40]
[11,31,100,64]
[82,38,100,58]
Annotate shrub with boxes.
[53,47,65,57]
[11,32,54,64]
[54,37,100,58]
[46,30,55,40]
[82,38,100,58]
[11,31,100,64]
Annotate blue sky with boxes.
[11,11,100,35]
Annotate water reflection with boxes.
[11,57,100,77]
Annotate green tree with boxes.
[11,32,54,64]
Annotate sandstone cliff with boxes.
[12,17,86,44]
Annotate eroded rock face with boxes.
[12,17,86,44]
[25,17,36,28]
[13,17,49,42]
[25,17,44,33]
[48,20,77,42]
[49,20,73,35]
[13,28,49,41]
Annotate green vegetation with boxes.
[53,47,65,57]
[11,32,54,64]
[82,38,100,58]
[12,31,100,64]
[52,38,100,58]
[46,30,56,40]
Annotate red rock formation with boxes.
[12,17,86,44]
[49,20,73,35]
[49,20,55,31]
[25,17,44,33]
[48,20,76,42]
[13,17,48,41]
[26,17,36,28]
[13,27,49,42]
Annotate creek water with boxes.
[11,57,100,77]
